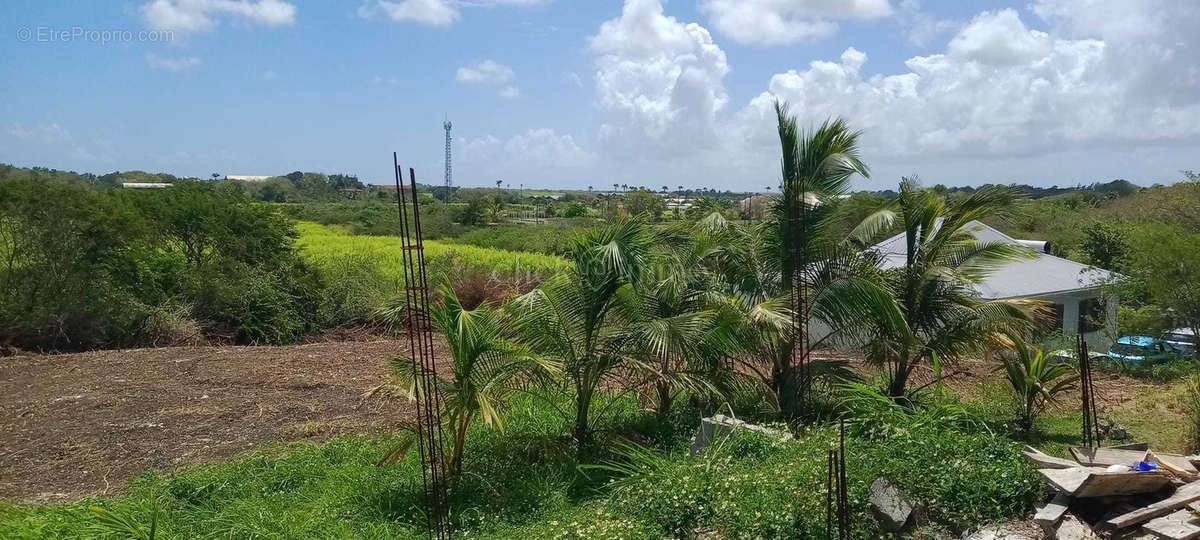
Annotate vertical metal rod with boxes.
[1078,334,1099,447]
[392,155,449,539]
[411,168,450,539]
[825,450,834,540]
[410,168,450,531]
[838,419,849,540]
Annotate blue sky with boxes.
[2,0,1198,191]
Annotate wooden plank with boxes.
[1040,468,1170,497]
[1071,447,1199,477]
[1107,482,1200,529]
[1042,468,1108,493]
[1035,493,1072,535]
[1027,445,1084,469]
[1107,442,1150,451]
[1151,451,1200,481]
[1077,471,1173,498]
[1143,509,1200,540]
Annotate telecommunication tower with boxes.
[443,118,453,188]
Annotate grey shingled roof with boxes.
[871,220,1116,300]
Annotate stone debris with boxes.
[962,525,1037,540]
[869,477,920,532]
[688,414,791,457]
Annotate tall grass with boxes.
[295,222,569,285]
[1185,374,1200,453]
[295,222,569,328]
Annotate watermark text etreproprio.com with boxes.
[16,26,174,44]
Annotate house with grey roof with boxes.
[868,220,1119,348]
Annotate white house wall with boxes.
[804,290,1118,353]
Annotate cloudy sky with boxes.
[2,0,1198,191]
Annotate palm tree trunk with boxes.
[655,379,672,416]
[888,355,913,398]
[574,384,593,450]
[450,414,471,476]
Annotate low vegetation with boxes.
[0,391,1041,539]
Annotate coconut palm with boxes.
[866,178,1042,399]
[370,286,555,475]
[483,197,506,224]
[998,334,1077,431]
[508,217,654,448]
[611,220,755,416]
[763,101,904,414]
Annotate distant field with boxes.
[294,221,570,284]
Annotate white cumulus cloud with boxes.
[141,0,296,34]
[358,0,459,26]
[456,59,520,98]
[590,0,729,159]
[458,128,594,184]
[699,0,892,45]
[456,59,514,85]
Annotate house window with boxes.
[1078,297,1106,333]
[1038,303,1064,335]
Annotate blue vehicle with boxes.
[1107,336,1178,363]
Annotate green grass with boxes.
[295,221,570,285]
[0,390,1044,539]
[963,369,1193,457]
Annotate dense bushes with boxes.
[0,176,569,352]
[0,179,321,350]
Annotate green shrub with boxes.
[0,178,156,349]
[0,178,324,350]
[450,222,596,256]
[562,201,589,218]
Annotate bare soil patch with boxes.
[0,338,445,501]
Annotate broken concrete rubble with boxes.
[688,415,792,457]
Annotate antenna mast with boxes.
[443,117,453,188]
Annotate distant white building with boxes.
[225,175,273,182]
[665,198,692,211]
[121,182,172,189]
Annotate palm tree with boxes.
[999,334,1077,432]
[484,197,506,223]
[764,101,902,415]
[509,218,654,449]
[865,178,1041,398]
[612,225,743,416]
[370,286,555,475]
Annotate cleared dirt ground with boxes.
[1,343,1170,502]
[0,339,446,501]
